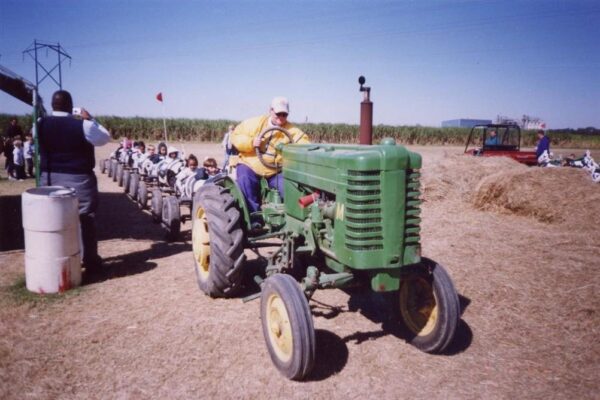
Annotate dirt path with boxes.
[1,143,598,399]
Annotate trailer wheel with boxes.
[191,183,245,298]
[128,173,139,199]
[108,159,116,178]
[162,196,180,239]
[261,274,315,380]
[122,169,131,193]
[112,161,120,182]
[117,164,125,186]
[137,181,148,209]
[151,188,163,223]
[397,259,460,353]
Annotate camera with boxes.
[72,107,82,116]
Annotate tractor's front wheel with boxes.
[397,259,460,353]
[191,183,245,298]
[260,274,315,380]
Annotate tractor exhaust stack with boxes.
[358,75,372,145]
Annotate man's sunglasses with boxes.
[276,112,288,118]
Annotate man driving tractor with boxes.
[230,97,310,227]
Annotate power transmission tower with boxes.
[22,40,72,90]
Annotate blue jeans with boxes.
[236,164,283,215]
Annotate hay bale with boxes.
[473,167,600,225]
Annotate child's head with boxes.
[167,146,179,159]
[158,143,167,156]
[135,140,146,153]
[147,145,156,155]
[187,154,199,171]
[203,157,218,175]
[25,134,33,143]
[13,139,22,148]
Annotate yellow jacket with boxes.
[231,115,310,177]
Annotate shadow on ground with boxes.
[312,289,473,354]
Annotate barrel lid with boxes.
[26,186,76,198]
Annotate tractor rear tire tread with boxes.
[192,183,245,298]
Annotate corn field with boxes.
[2,114,599,148]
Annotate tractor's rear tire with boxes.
[138,181,148,209]
[260,274,315,381]
[397,259,460,353]
[151,188,163,223]
[162,196,180,239]
[122,169,131,193]
[191,183,245,298]
[128,173,139,200]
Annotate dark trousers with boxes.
[236,163,283,215]
[5,156,14,177]
[40,171,100,264]
[14,164,26,179]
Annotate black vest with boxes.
[39,116,95,174]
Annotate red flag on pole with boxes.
[156,92,163,102]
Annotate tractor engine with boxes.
[280,139,422,290]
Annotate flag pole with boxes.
[161,99,168,143]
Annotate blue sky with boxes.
[1,0,599,128]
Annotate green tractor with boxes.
[191,129,460,380]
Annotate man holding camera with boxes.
[38,90,111,274]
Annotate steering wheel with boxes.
[255,126,294,169]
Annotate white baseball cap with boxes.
[271,97,289,114]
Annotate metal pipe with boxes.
[358,76,372,145]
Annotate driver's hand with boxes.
[253,136,261,148]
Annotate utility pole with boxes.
[22,40,71,187]
[23,40,72,89]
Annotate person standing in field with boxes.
[535,130,551,160]
[23,134,35,178]
[4,117,24,139]
[230,97,309,227]
[12,139,26,180]
[3,136,15,180]
[37,90,111,273]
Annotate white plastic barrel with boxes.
[21,186,82,293]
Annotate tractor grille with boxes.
[345,170,383,251]
[405,169,421,245]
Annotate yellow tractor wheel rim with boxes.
[192,207,211,280]
[400,276,438,337]
[266,293,293,363]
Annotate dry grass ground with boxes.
[0,143,599,399]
